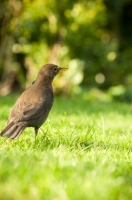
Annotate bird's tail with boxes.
[0,121,26,139]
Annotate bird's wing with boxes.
[16,103,48,122]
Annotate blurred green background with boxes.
[0,0,132,101]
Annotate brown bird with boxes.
[0,63,67,139]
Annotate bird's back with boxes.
[8,81,54,127]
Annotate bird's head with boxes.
[37,64,67,82]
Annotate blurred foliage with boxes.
[0,0,132,102]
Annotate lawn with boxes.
[0,94,132,200]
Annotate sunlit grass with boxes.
[0,94,132,200]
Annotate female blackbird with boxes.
[0,64,67,139]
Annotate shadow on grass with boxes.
[0,94,19,107]
[53,96,132,117]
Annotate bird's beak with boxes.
[58,67,68,71]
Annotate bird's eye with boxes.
[53,67,57,72]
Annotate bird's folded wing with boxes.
[17,103,46,122]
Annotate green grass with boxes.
[0,94,132,200]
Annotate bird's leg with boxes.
[34,127,39,141]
